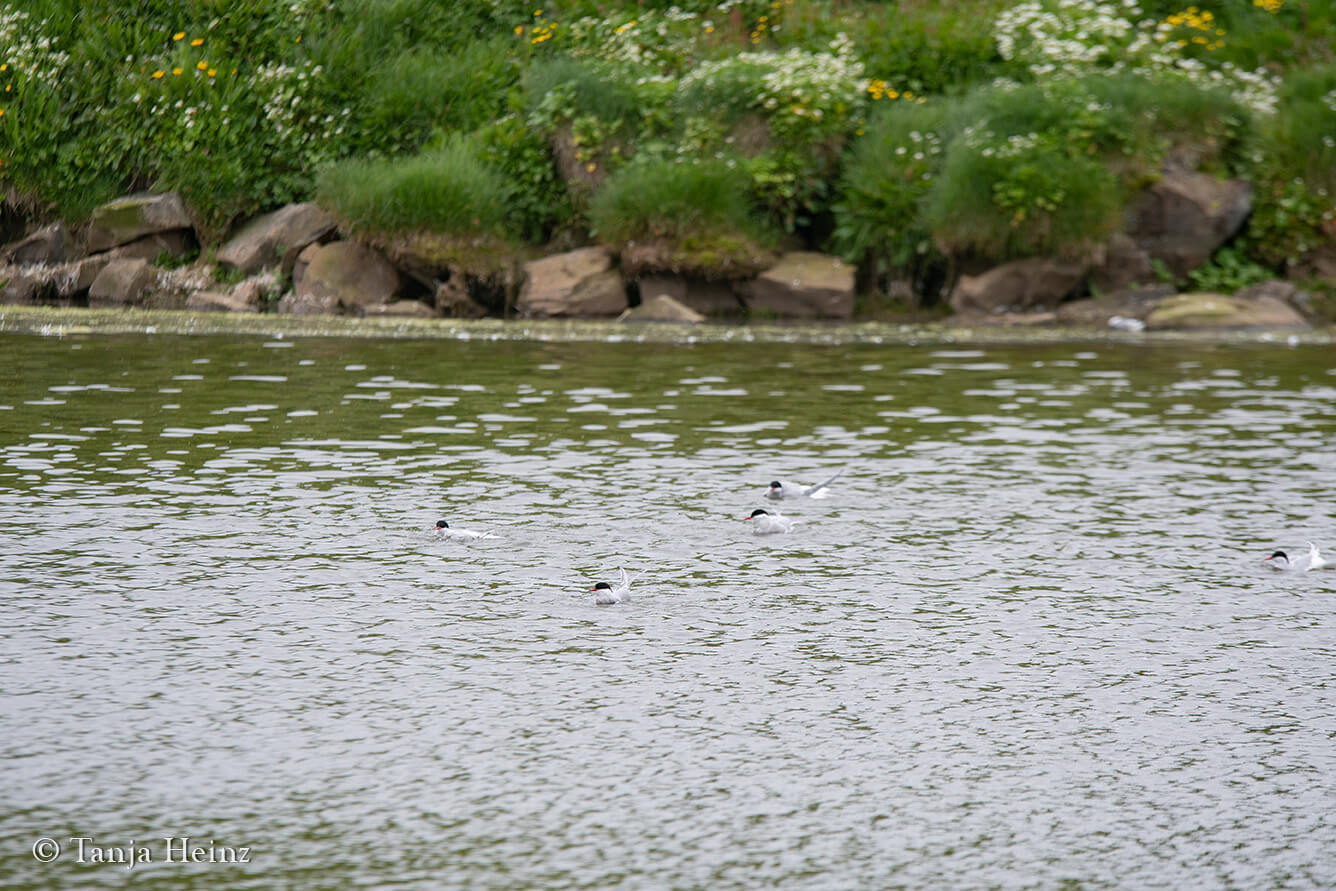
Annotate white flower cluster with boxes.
[1322,88,1336,114]
[254,61,346,150]
[0,4,71,81]
[963,127,1045,159]
[992,0,1279,114]
[680,33,866,124]
[889,129,943,179]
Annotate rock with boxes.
[293,241,400,312]
[360,300,438,319]
[186,290,258,313]
[949,257,1088,314]
[229,271,281,309]
[945,310,1057,328]
[619,294,706,323]
[518,246,626,318]
[434,279,488,319]
[277,291,338,316]
[1234,280,1296,303]
[1125,170,1251,279]
[2,268,40,305]
[1145,292,1310,330]
[1288,242,1336,286]
[620,239,775,281]
[218,203,338,275]
[638,275,744,316]
[1088,233,1153,293]
[87,192,194,253]
[88,258,157,307]
[110,230,197,263]
[740,251,855,319]
[1055,284,1176,326]
[4,222,70,265]
[59,255,113,299]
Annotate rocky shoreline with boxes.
[3,304,1332,346]
[3,185,1334,334]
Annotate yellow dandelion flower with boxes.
[172,66,183,76]
[585,162,596,172]
[533,8,542,15]
[705,24,714,33]
[197,60,208,70]
[887,89,899,99]
[173,31,185,41]
[190,38,203,46]
[1176,39,1187,46]
[903,90,914,100]
[152,70,165,79]
[514,24,523,35]
[0,108,6,117]
[0,63,7,71]
[207,68,216,77]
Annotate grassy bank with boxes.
[2,0,1333,303]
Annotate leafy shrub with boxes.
[1259,65,1336,191]
[1246,178,1336,269]
[831,99,949,271]
[1186,247,1275,292]
[356,41,518,157]
[474,116,576,244]
[843,2,1008,95]
[315,138,512,236]
[925,131,1121,258]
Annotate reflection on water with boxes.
[1,334,1334,889]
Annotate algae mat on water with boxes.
[1,304,1332,346]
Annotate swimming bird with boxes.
[433,520,493,541]
[1264,541,1332,571]
[743,508,797,534]
[591,568,633,605]
[765,468,845,500]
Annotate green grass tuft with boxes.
[588,158,773,247]
[315,138,512,237]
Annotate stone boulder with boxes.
[2,268,41,305]
[88,258,157,307]
[111,230,197,263]
[1145,292,1309,330]
[434,279,488,319]
[57,255,113,300]
[293,241,400,313]
[4,222,71,265]
[361,300,438,319]
[1125,170,1251,279]
[218,203,338,275]
[518,246,626,318]
[1055,284,1176,326]
[1289,242,1336,287]
[230,271,281,309]
[638,275,744,316]
[619,294,706,323]
[277,291,339,316]
[87,192,194,253]
[186,290,258,313]
[949,257,1088,314]
[1088,233,1154,294]
[740,251,855,319]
